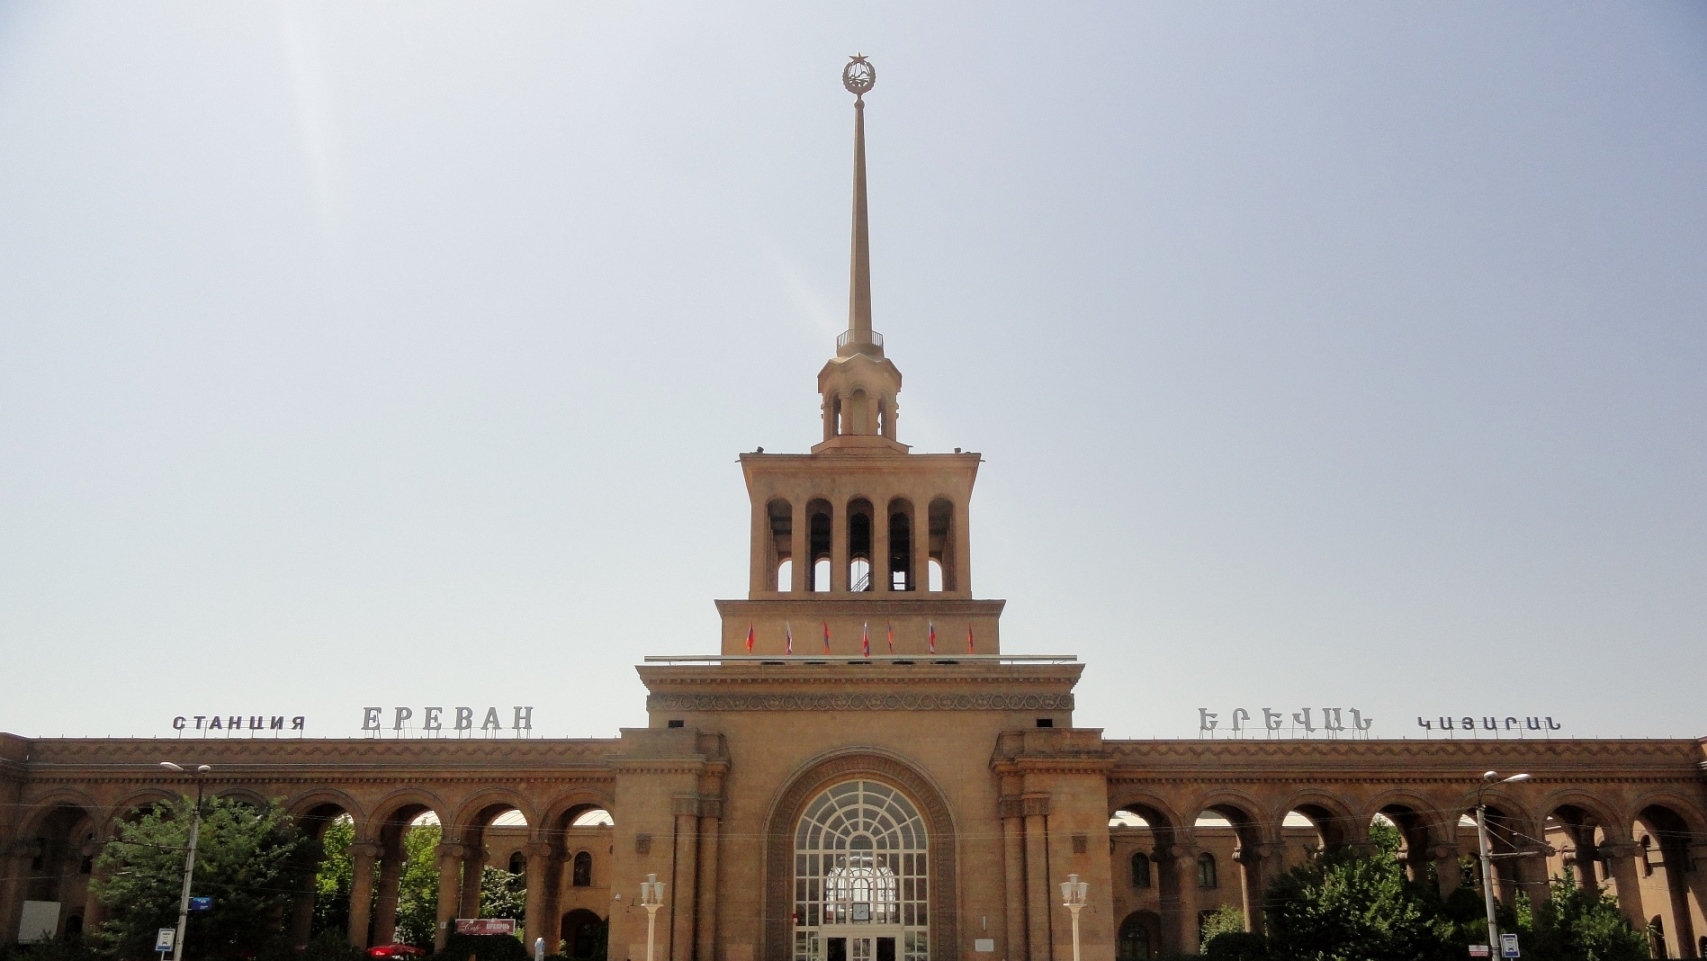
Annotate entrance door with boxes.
[821,929,902,961]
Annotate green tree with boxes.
[93,796,307,961]
[313,818,355,938]
[1503,879,1649,961]
[1200,904,1246,952]
[479,866,527,921]
[1262,823,1458,961]
[394,824,443,948]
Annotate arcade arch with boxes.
[764,752,958,961]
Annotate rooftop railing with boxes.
[836,329,884,349]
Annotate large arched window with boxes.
[794,780,928,961]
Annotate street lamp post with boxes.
[639,873,666,961]
[160,762,211,961]
[1058,873,1088,961]
[1476,770,1531,956]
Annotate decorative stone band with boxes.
[647,692,1072,712]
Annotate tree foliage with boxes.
[479,866,527,922]
[1206,821,1655,961]
[313,818,356,938]
[1263,834,1457,961]
[92,795,307,961]
[1506,879,1651,961]
[395,824,443,948]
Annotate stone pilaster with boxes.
[1021,796,1051,961]
[999,799,1027,961]
[670,797,700,961]
[695,798,722,961]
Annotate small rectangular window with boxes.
[1035,718,1053,728]
[667,719,685,728]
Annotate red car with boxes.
[366,946,426,959]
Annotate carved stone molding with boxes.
[763,751,959,961]
[996,797,1025,819]
[1020,795,1050,818]
[649,692,1072,712]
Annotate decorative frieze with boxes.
[647,692,1072,712]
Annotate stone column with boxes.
[1022,796,1052,961]
[1234,841,1279,936]
[1174,843,1202,956]
[872,502,890,594]
[791,501,809,593]
[1600,841,1648,931]
[750,499,768,594]
[373,848,403,946]
[999,801,1027,961]
[459,840,487,920]
[523,841,552,952]
[347,840,382,947]
[951,499,972,593]
[1516,842,1552,910]
[1432,844,1463,898]
[831,503,849,594]
[695,801,722,961]
[670,801,700,961]
[289,872,318,949]
[1650,836,1696,959]
[1682,842,1707,960]
[81,838,108,932]
[911,500,929,593]
[435,842,465,950]
[0,843,38,948]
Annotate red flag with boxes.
[885,621,894,654]
[861,622,870,658]
[785,622,793,655]
[745,623,754,653]
[967,624,975,654]
[928,620,936,654]
[822,620,831,654]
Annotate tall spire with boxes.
[842,55,879,356]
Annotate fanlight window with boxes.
[793,780,929,961]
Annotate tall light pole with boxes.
[1058,873,1088,961]
[1476,770,1531,956]
[639,873,666,961]
[160,762,211,961]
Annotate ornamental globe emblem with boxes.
[842,54,876,96]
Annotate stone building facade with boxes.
[3,58,1706,961]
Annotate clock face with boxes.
[842,58,876,96]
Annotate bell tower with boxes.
[715,56,1005,657]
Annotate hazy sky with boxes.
[3,3,1704,742]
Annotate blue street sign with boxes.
[189,897,212,913]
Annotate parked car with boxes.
[366,945,426,959]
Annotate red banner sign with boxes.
[455,919,517,936]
